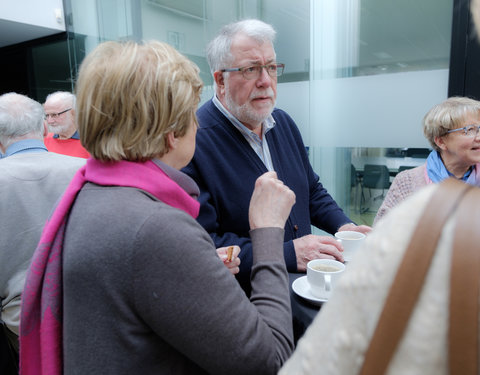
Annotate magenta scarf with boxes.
[19,158,199,375]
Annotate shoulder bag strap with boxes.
[359,178,473,375]
[449,186,480,375]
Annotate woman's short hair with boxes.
[206,19,276,74]
[423,97,480,152]
[76,40,203,162]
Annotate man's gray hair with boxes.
[0,92,45,146]
[206,19,277,74]
[44,91,76,108]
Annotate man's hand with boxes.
[293,234,344,272]
[337,223,372,234]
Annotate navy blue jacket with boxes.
[183,100,351,290]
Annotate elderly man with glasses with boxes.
[183,19,370,295]
[43,91,89,158]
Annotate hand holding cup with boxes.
[334,230,366,262]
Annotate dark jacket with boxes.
[183,99,351,289]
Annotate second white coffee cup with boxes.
[307,259,345,299]
[335,230,366,261]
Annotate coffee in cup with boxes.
[307,259,345,299]
[334,230,366,261]
[311,264,342,272]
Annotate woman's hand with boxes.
[216,245,241,275]
[248,171,296,230]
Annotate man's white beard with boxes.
[224,81,275,129]
[48,123,70,135]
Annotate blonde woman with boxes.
[375,97,480,224]
[20,41,295,375]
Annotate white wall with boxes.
[141,1,207,57]
[1,0,65,30]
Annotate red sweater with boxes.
[44,134,90,159]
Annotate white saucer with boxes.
[292,276,328,306]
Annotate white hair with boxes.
[206,19,277,74]
[0,92,45,147]
[44,91,76,108]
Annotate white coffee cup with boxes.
[307,259,345,299]
[335,230,366,261]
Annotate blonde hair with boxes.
[423,97,480,152]
[76,40,203,161]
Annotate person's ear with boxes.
[434,135,447,151]
[42,122,49,137]
[166,131,178,152]
[214,71,226,96]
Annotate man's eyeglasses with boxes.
[44,108,72,120]
[220,63,285,80]
[446,124,480,138]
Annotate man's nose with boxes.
[256,67,273,87]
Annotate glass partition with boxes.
[61,0,453,228]
[309,0,453,228]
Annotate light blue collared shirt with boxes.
[1,139,48,159]
[212,95,276,171]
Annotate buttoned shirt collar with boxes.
[53,130,80,139]
[212,95,276,171]
[2,139,48,158]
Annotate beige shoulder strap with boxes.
[359,179,473,375]
[449,186,480,375]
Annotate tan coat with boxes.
[280,184,460,375]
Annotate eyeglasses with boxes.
[44,108,72,120]
[446,124,480,138]
[220,63,285,80]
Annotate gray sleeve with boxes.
[133,211,294,375]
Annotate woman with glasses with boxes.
[19,40,296,375]
[375,96,480,224]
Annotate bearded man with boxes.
[183,19,370,293]
[43,91,89,158]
